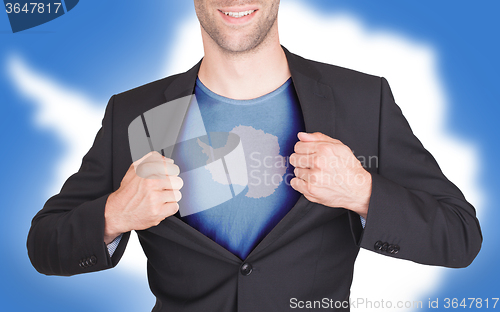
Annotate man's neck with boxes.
[197,30,291,100]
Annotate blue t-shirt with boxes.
[173,77,305,259]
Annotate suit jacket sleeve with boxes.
[27,95,130,276]
[356,77,482,268]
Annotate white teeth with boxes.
[223,10,255,18]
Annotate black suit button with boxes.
[240,263,253,276]
[79,259,87,268]
[374,241,383,250]
[381,242,389,252]
[85,259,91,267]
[89,256,97,265]
[78,261,84,268]
[391,245,400,254]
[388,244,396,254]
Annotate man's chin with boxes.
[215,33,270,55]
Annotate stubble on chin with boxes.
[196,1,280,55]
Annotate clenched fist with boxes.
[104,151,184,244]
[289,132,371,219]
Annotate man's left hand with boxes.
[289,132,372,219]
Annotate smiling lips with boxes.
[221,9,256,18]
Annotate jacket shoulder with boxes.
[290,51,382,89]
[113,73,182,106]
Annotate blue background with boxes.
[1,1,498,310]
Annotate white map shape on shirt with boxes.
[197,135,248,187]
[198,125,287,199]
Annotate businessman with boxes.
[27,0,482,311]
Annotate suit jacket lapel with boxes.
[246,47,338,258]
[163,60,201,102]
[283,46,336,137]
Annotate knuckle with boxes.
[150,204,162,217]
[317,143,331,154]
[164,190,174,202]
[166,163,180,176]
[312,156,322,169]
[309,173,318,184]
[299,156,310,168]
[339,145,353,157]
[173,190,182,202]
[164,157,174,163]
[165,202,179,215]
[308,187,317,198]
[293,155,301,167]
[172,176,184,189]
[163,176,173,189]
[306,182,316,195]
[294,142,303,153]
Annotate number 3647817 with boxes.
[5,3,62,14]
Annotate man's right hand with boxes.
[104,151,183,244]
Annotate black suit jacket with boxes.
[27,47,482,311]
